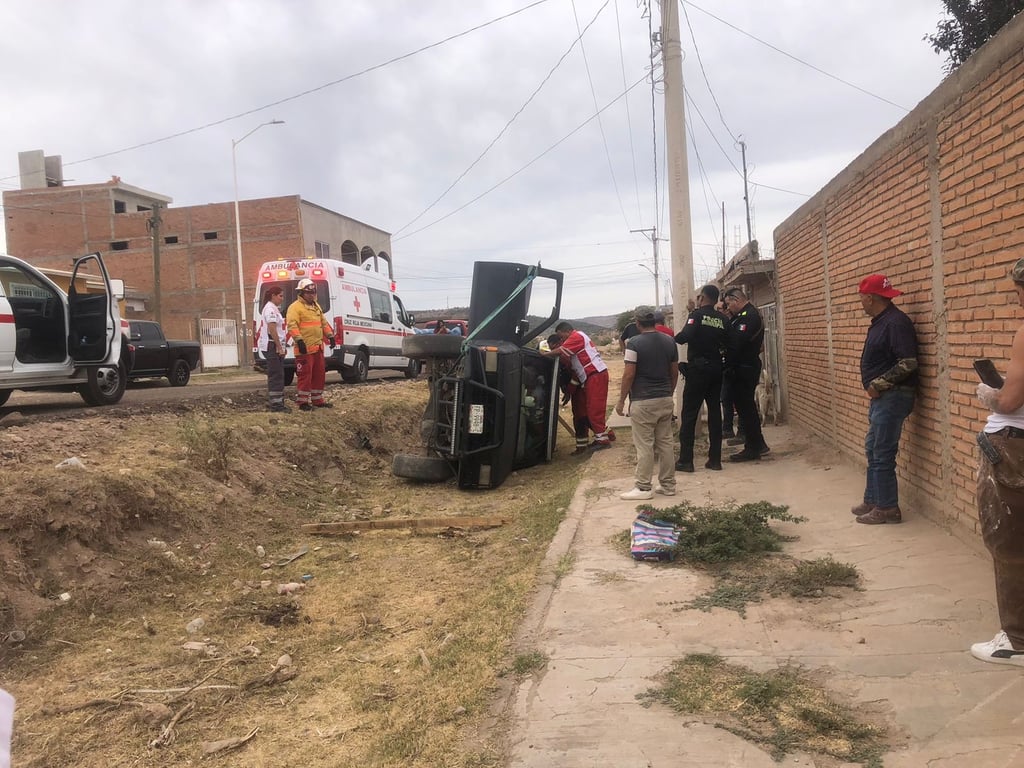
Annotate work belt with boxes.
[994,426,1024,439]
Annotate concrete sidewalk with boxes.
[504,424,1024,767]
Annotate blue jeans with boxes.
[863,388,915,508]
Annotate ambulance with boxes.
[253,258,420,384]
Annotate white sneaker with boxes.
[654,486,676,496]
[970,631,1024,667]
[620,487,654,501]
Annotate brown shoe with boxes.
[851,502,874,516]
[856,506,902,525]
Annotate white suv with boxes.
[0,252,126,408]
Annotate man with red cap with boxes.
[851,274,918,524]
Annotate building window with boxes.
[203,232,218,240]
[164,235,179,245]
[136,205,151,212]
[113,201,126,214]
[315,241,330,259]
[111,241,129,251]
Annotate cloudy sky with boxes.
[0,1,951,318]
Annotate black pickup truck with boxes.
[126,320,202,386]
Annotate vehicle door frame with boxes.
[68,252,119,365]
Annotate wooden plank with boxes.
[302,515,510,534]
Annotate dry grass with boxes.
[1,379,580,767]
[641,654,887,767]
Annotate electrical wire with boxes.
[614,0,644,222]
[0,0,555,183]
[679,0,738,143]
[684,90,741,177]
[569,0,633,234]
[681,0,910,112]
[393,0,610,237]
[393,73,650,242]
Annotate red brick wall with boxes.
[3,191,304,341]
[775,15,1024,535]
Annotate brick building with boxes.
[773,13,1024,537]
[3,151,394,345]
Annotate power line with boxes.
[393,73,650,242]
[679,0,738,143]
[569,0,633,234]
[0,0,555,183]
[614,0,644,223]
[683,90,741,177]
[681,0,910,112]
[393,0,609,237]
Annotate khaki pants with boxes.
[629,396,676,492]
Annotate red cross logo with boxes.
[353,296,361,313]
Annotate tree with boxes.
[926,0,1024,72]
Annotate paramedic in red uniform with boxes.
[286,278,336,411]
[546,321,615,450]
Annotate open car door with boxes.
[67,252,119,365]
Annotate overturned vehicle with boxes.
[392,262,563,490]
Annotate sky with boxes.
[0,1,951,318]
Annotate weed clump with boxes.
[635,499,804,564]
[641,654,886,766]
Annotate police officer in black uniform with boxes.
[723,287,769,461]
[674,284,729,471]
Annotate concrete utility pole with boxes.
[721,202,726,268]
[631,226,661,307]
[147,202,163,325]
[660,0,694,330]
[739,139,752,246]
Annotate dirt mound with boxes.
[0,381,427,655]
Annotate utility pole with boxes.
[147,202,163,325]
[721,202,726,268]
[631,226,661,307]
[739,139,752,246]
[660,0,694,331]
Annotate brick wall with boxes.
[774,14,1024,536]
[3,189,390,345]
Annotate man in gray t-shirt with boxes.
[616,308,679,500]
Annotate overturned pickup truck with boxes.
[393,262,563,490]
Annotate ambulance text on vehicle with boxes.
[253,259,419,384]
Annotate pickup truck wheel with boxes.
[404,358,421,379]
[392,453,453,482]
[283,368,295,387]
[402,335,462,360]
[79,363,127,406]
[0,390,10,407]
[342,351,369,383]
[168,359,191,387]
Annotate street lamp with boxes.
[232,119,284,366]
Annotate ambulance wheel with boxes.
[283,368,295,387]
[0,390,10,407]
[392,453,453,482]
[79,363,127,406]
[342,351,368,383]
[404,358,421,379]
[402,335,462,360]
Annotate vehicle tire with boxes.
[0,390,10,407]
[79,363,127,406]
[392,453,454,482]
[283,368,295,387]
[404,357,421,379]
[402,335,462,360]
[342,351,369,383]
[168,359,191,387]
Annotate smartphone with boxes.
[974,359,1004,389]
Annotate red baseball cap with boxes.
[858,274,902,298]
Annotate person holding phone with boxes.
[852,274,918,524]
[972,256,1024,667]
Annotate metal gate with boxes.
[198,318,238,368]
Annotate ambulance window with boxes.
[392,295,413,327]
[367,288,392,323]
